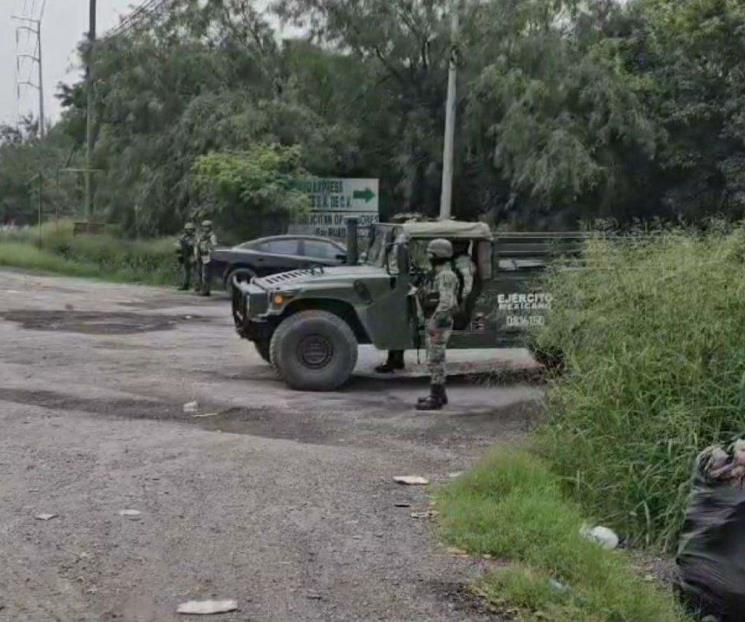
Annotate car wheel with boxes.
[270,310,358,391]
[225,267,255,295]
[254,339,271,363]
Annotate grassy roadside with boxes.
[0,221,177,286]
[437,448,689,621]
[435,229,745,619]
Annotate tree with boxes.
[193,143,310,240]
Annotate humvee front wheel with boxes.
[270,310,358,391]
[254,339,271,363]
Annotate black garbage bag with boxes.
[676,442,745,621]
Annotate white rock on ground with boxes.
[177,599,238,615]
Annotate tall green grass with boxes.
[0,220,177,285]
[438,449,689,621]
[534,229,745,549]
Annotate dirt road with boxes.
[0,270,543,622]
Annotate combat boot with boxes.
[418,385,448,405]
[416,384,446,411]
[375,350,405,373]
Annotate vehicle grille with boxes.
[259,270,309,286]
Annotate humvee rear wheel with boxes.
[270,310,358,391]
[529,343,565,373]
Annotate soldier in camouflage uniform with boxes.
[416,238,459,411]
[196,220,218,297]
[175,222,197,291]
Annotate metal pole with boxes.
[56,169,60,230]
[37,20,44,138]
[38,173,43,246]
[345,217,359,266]
[12,18,44,137]
[439,0,459,220]
[85,0,97,221]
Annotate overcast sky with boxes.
[0,0,291,128]
[0,0,139,126]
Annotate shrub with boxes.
[0,219,177,285]
[534,229,745,548]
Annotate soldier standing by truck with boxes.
[175,222,197,291]
[416,238,459,411]
[376,238,472,374]
[196,220,218,296]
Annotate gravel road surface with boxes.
[0,270,543,622]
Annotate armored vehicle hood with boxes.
[251,264,387,291]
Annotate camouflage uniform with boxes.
[424,265,459,385]
[175,224,196,291]
[197,221,218,296]
[417,238,458,411]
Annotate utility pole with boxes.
[13,16,45,138]
[85,0,98,221]
[439,0,460,220]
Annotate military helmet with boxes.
[426,238,453,260]
[184,222,196,232]
[201,220,213,229]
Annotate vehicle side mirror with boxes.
[336,253,347,262]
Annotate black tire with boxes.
[270,310,358,391]
[254,339,271,363]
[529,344,565,373]
[225,267,255,295]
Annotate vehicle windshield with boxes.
[365,225,395,267]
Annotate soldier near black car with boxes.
[416,238,459,411]
[196,220,218,296]
[176,222,197,291]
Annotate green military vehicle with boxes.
[232,219,581,391]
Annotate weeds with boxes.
[534,229,745,548]
[437,448,689,621]
[0,220,177,285]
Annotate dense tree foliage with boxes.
[193,143,310,238]
[1,0,744,235]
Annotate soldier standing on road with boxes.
[197,220,218,297]
[192,228,203,294]
[377,239,473,374]
[175,222,197,291]
[416,239,459,411]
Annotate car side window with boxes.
[303,240,343,260]
[257,239,300,255]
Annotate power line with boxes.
[108,0,174,37]
[12,2,45,138]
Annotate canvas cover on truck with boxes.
[399,219,493,241]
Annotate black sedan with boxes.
[210,235,347,292]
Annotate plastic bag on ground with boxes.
[676,440,745,621]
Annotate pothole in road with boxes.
[0,387,335,443]
[0,385,541,448]
[0,309,207,335]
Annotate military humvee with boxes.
[232,219,582,391]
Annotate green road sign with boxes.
[290,178,380,239]
[353,188,376,203]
